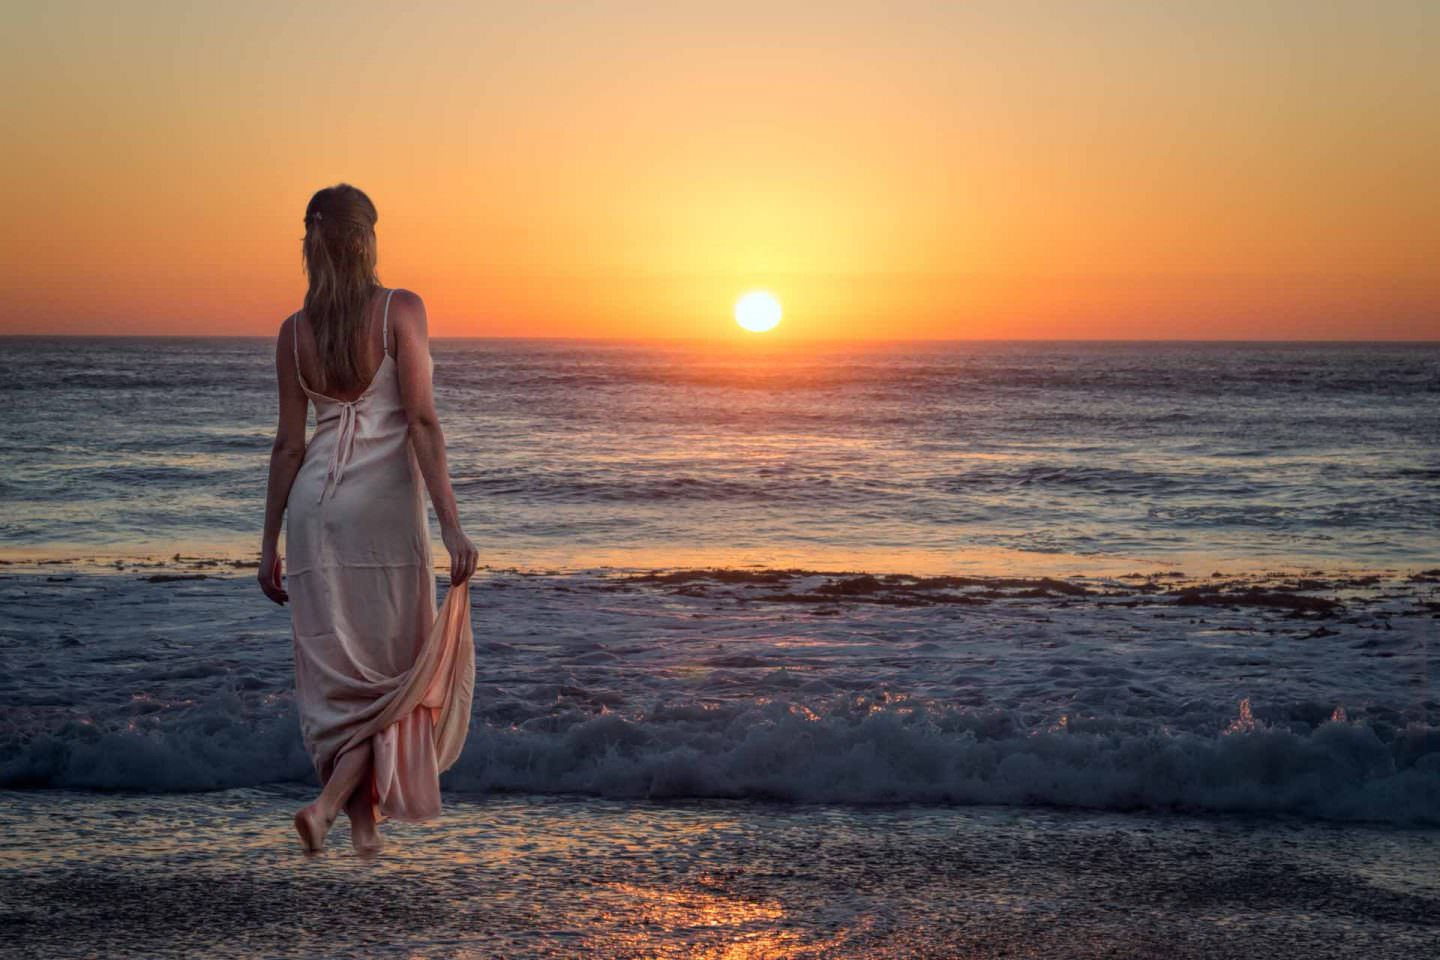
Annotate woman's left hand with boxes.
[259,552,288,605]
[441,525,479,586]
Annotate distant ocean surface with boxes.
[2,337,1437,571]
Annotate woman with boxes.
[258,183,479,856]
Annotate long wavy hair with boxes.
[301,184,380,392]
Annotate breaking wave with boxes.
[6,696,1438,826]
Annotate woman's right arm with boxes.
[392,290,478,585]
[258,315,309,604]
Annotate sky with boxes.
[2,1,1436,339]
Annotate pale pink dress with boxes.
[285,288,474,822]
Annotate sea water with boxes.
[3,338,1437,570]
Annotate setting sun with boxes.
[734,291,782,333]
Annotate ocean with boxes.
[2,337,1438,957]
[4,338,1438,570]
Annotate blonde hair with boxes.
[301,184,380,392]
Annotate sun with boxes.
[734,291,782,332]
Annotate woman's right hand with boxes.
[441,525,478,586]
[258,551,288,605]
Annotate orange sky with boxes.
[2,2,1436,339]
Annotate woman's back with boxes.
[287,286,419,520]
[292,286,392,404]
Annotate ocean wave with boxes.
[928,464,1232,497]
[453,461,1268,506]
[1148,496,1440,531]
[452,467,874,505]
[6,697,1437,826]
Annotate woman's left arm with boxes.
[259,316,309,604]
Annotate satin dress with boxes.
[285,288,474,821]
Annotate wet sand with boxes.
[2,788,1438,959]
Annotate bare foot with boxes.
[293,803,333,853]
[344,783,383,857]
[351,823,384,858]
[347,798,384,857]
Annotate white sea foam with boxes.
[3,568,1437,824]
[6,694,1439,825]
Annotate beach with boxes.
[3,337,1438,956]
[5,788,1437,959]
[3,556,1439,957]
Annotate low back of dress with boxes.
[285,287,474,823]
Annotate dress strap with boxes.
[381,288,395,357]
[290,312,304,386]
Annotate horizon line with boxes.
[3,333,1439,345]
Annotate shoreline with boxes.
[4,543,1437,587]
[8,779,1440,831]
[8,550,1438,625]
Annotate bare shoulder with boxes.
[276,312,299,349]
[387,288,428,334]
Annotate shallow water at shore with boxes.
[2,788,1437,959]
[4,564,1437,824]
